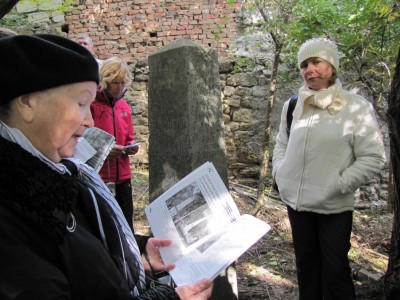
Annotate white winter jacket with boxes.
[272,84,385,214]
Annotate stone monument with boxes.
[148,38,237,299]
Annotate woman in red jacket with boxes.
[91,57,138,230]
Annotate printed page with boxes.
[146,162,240,262]
[82,127,116,172]
[145,162,271,285]
[169,214,270,286]
[74,137,97,163]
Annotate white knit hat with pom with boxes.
[297,38,339,70]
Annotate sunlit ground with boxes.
[131,169,392,299]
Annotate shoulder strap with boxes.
[286,95,298,138]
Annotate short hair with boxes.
[76,33,93,48]
[329,68,338,86]
[99,57,132,91]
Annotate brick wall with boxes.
[66,0,242,60]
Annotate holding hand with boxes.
[176,278,213,300]
[108,142,139,158]
[142,238,175,273]
[108,144,126,158]
[124,142,140,155]
[143,238,213,299]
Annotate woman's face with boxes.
[300,57,334,91]
[19,81,97,162]
[106,79,126,98]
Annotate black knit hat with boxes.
[0,34,99,103]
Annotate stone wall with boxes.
[65,0,242,60]
[5,0,242,58]
[3,0,67,35]
[13,0,65,25]
[129,57,288,183]
[128,57,389,205]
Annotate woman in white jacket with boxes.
[272,38,385,300]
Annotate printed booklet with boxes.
[73,127,116,172]
[145,161,271,286]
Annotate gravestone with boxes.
[148,38,237,299]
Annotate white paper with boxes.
[74,137,97,163]
[145,162,271,286]
[124,141,142,149]
[73,127,116,172]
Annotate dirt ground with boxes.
[132,171,393,299]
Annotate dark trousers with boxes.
[116,179,134,231]
[287,206,355,300]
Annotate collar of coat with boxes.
[0,136,79,243]
[95,88,126,106]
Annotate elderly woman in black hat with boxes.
[0,34,212,300]
[273,38,385,299]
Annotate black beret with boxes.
[0,34,99,103]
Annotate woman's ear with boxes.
[15,94,35,123]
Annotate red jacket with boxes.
[91,91,135,183]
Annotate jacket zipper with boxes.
[112,103,120,182]
[296,106,317,210]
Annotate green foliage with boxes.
[232,56,257,73]
[0,13,27,27]
[241,0,400,106]
[36,0,74,12]
[213,23,224,42]
[227,0,236,7]
[291,0,399,103]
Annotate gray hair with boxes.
[76,33,93,47]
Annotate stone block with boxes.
[227,73,257,87]
[39,0,63,11]
[233,108,252,123]
[51,11,65,23]
[16,0,38,13]
[27,12,50,24]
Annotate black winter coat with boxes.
[0,136,180,300]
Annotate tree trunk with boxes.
[388,165,394,212]
[384,47,400,299]
[253,45,281,215]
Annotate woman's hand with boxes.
[108,144,125,158]
[124,143,139,155]
[142,238,175,273]
[175,278,213,300]
[107,143,139,158]
[143,238,213,299]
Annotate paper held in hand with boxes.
[145,161,271,286]
[73,127,116,172]
[124,141,142,149]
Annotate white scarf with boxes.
[292,79,347,120]
[0,121,146,295]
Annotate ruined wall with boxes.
[129,58,289,182]
[65,0,242,60]
[5,0,242,58]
